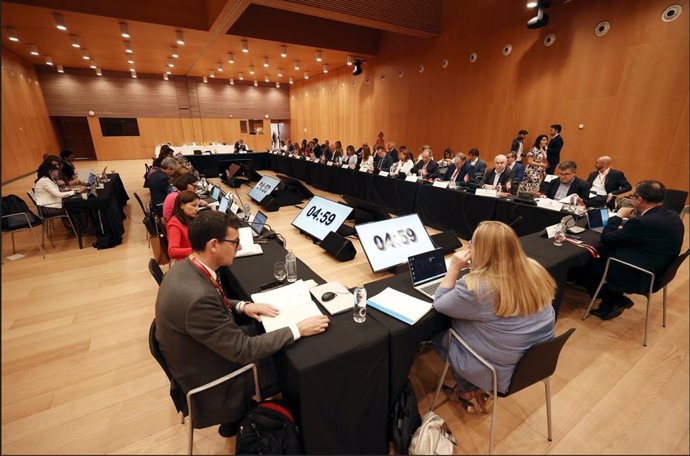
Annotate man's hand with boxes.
[297,315,330,337]
[243,303,279,322]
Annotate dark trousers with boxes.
[569,259,627,308]
[545,155,559,175]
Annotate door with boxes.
[51,116,97,159]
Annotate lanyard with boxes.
[564,238,600,258]
[189,256,233,311]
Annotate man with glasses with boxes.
[155,210,329,437]
[541,160,590,201]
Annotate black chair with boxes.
[663,189,688,215]
[148,319,261,455]
[27,191,79,248]
[149,258,165,285]
[430,328,576,455]
[134,192,151,243]
[1,195,45,259]
[582,249,690,346]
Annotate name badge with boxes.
[313,158,320,163]
[405,175,419,182]
[341,164,349,169]
[327,161,334,166]
[475,188,498,197]
[432,180,449,188]
[378,171,389,177]
[545,223,560,239]
[359,166,368,173]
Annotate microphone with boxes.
[508,216,524,229]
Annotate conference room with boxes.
[2,0,688,454]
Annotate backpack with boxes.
[236,400,302,455]
[409,411,456,455]
[390,379,422,455]
[1,195,41,230]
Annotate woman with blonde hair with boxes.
[433,220,556,413]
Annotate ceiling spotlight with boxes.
[209,71,215,78]
[289,77,293,85]
[176,30,184,45]
[347,55,353,66]
[238,72,244,80]
[253,79,258,87]
[352,59,363,76]
[167,60,175,68]
[29,44,39,56]
[527,1,538,7]
[304,71,309,80]
[264,75,269,82]
[82,50,91,60]
[57,64,64,73]
[228,53,235,63]
[280,45,287,58]
[249,64,255,75]
[241,39,248,53]
[276,81,280,88]
[263,57,269,67]
[229,78,234,85]
[54,14,67,31]
[166,70,172,75]
[203,76,208,83]
[124,41,133,53]
[7,27,19,42]
[89,62,97,69]
[315,50,322,62]
[527,0,551,28]
[45,56,53,66]
[171,46,179,58]
[323,64,328,73]
[163,73,169,81]
[127,57,135,64]
[70,35,80,48]
[277,69,284,78]
[119,22,130,38]
[294,60,300,70]
[96,67,102,76]
[130,69,137,78]
[217,63,223,72]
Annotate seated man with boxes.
[374,145,393,172]
[585,155,632,208]
[442,153,467,183]
[411,150,441,179]
[155,211,329,436]
[234,139,248,153]
[148,157,177,216]
[386,142,398,164]
[541,160,590,201]
[506,151,525,191]
[578,180,683,320]
[479,154,515,191]
[460,148,486,187]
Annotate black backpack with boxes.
[390,379,422,455]
[1,195,41,229]
[236,400,302,455]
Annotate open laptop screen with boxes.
[251,211,268,235]
[218,196,229,213]
[409,248,447,286]
[210,186,221,201]
[586,208,609,230]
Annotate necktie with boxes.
[451,167,459,182]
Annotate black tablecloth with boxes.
[186,152,267,177]
[63,173,129,249]
[495,198,571,236]
[219,241,390,454]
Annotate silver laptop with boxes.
[586,208,609,233]
[408,248,447,299]
[217,196,229,213]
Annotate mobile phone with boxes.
[257,281,286,292]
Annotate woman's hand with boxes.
[449,249,471,272]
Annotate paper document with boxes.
[543,174,558,183]
[309,281,354,315]
[251,280,323,333]
[367,287,433,325]
[235,227,263,257]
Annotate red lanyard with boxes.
[564,238,600,258]
[189,256,233,311]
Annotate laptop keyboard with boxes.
[420,282,441,296]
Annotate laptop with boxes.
[217,196,229,213]
[408,248,447,299]
[250,210,268,236]
[586,208,609,233]
[87,172,96,186]
[210,186,221,201]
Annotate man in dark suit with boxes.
[506,151,525,192]
[412,149,441,179]
[148,157,177,216]
[479,154,515,191]
[312,138,323,159]
[442,153,467,183]
[583,180,684,320]
[386,142,399,164]
[545,124,563,174]
[542,160,590,201]
[458,148,486,187]
[585,156,632,208]
[374,145,393,172]
[509,129,528,163]
[155,211,329,436]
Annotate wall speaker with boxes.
[261,196,280,212]
[320,231,356,261]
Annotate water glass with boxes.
[553,223,566,246]
[353,286,367,323]
[449,180,456,190]
[273,261,287,282]
[243,203,251,222]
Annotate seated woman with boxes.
[166,190,200,261]
[358,145,374,172]
[163,173,208,224]
[433,220,555,414]
[342,145,358,167]
[390,150,414,176]
[332,141,344,164]
[34,163,82,217]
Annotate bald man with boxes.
[480,154,515,191]
[585,156,632,208]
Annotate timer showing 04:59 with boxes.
[306,206,337,225]
[373,228,418,251]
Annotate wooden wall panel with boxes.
[196,79,290,119]
[1,48,59,183]
[289,0,689,191]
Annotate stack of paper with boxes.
[235,226,263,257]
[251,280,323,333]
[309,281,354,316]
[367,287,433,325]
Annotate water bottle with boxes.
[553,223,566,246]
[285,250,297,283]
[496,183,502,194]
[353,286,367,323]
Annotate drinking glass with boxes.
[243,203,251,222]
[553,223,566,246]
[353,286,367,323]
[273,262,287,282]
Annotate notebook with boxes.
[366,287,433,325]
[408,248,447,299]
[234,226,263,257]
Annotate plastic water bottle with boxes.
[285,250,297,283]
[496,183,502,194]
[353,286,367,323]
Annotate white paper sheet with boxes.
[235,226,263,257]
[366,287,432,325]
[251,280,323,333]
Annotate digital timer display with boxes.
[291,196,352,240]
[248,176,280,203]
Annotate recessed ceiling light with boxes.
[7,27,19,42]
[228,53,234,63]
[276,81,280,88]
[70,35,80,48]
[280,45,287,58]
[167,60,174,68]
[209,71,215,78]
[241,39,248,53]
[96,68,102,76]
[163,72,169,81]
[165,70,172,75]
[527,1,538,7]
[45,56,53,66]
[130,69,137,78]
[229,78,234,85]
[249,65,255,75]
[82,49,90,60]
[264,75,269,82]
[347,55,353,66]
[127,57,135,64]
[57,64,64,73]
[253,79,258,86]
[119,22,130,38]
[29,44,39,56]
[171,46,179,58]
[323,64,328,73]
[89,63,97,69]
[263,57,269,67]
[124,41,133,54]
[203,76,208,83]
[289,77,294,85]
[277,69,283,77]
[54,14,67,31]
[176,30,184,45]
[294,60,300,70]
[315,50,322,62]
[217,62,223,72]
[238,73,244,80]
[304,71,309,79]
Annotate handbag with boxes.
[150,234,170,265]
[408,411,456,455]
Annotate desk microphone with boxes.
[508,216,524,229]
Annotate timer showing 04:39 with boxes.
[373,228,418,251]
[306,206,337,225]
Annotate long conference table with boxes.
[265,153,570,238]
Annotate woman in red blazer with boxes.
[166,190,200,261]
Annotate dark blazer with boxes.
[155,258,294,428]
[544,176,590,200]
[374,154,394,172]
[510,138,523,154]
[480,167,516,188]
[412,159,441,178]
[387,149,399,163]
[508,162,525,184]
[323,147,333,161]
[546,135,563,164]
[312,144,323,158]
[443,163,464,182]
[601,205,684,293]
[148,169,171,210]
[586,168,632,196]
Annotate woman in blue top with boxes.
[433,221,556,414]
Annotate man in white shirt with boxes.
[480,154,515,191]
[585,156,632,208]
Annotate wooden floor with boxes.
[2,159,688,455]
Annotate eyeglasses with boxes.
[219,238,241,247]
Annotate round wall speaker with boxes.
[502,44,512,56]
[441,58,449,68]
[380,73,386,81]
[418,64,425,73]
[398,68,404,78]
[662,4,682,22]
[469,52,478,63]
[544,33,556,47]
[595,21,610,36]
